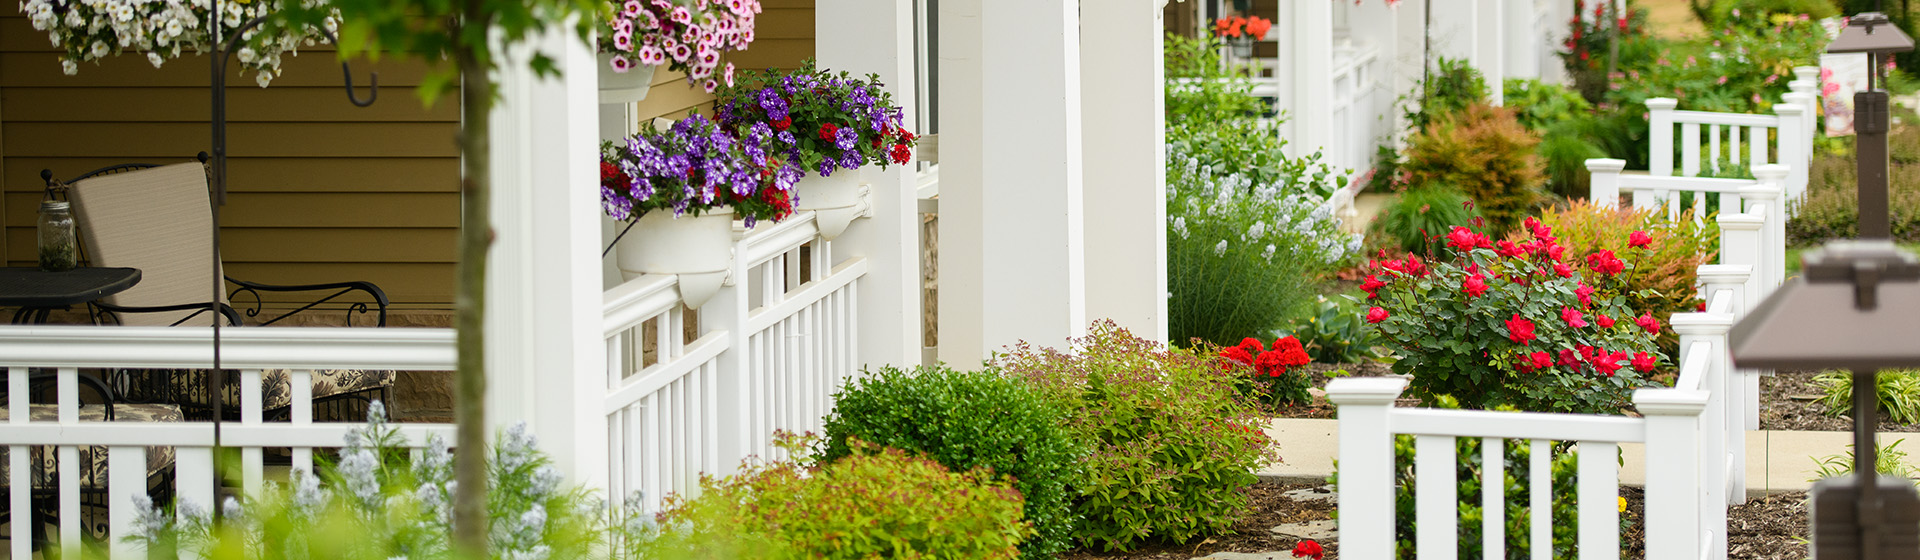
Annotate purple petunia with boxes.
[833,127,858,151]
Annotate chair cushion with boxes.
[258,369,394,411]
[66,162,227,327]
[0,403,182,489]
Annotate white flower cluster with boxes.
[22,0,334,86]
[1165,149,1359,265]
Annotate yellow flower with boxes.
[1617,496,1626,512]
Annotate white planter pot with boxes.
[598,53,657,105]
[795,168,865,241]
[614,209,734,309]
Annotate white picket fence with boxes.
[600,209,866,513]
[0,326,457,559]
[1328,44,1385,173]
[1646,67,1823,206]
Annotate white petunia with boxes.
[147,51,163,67]
[254,70,272,87]
[90,40,110,58]
[236,46,255,63]
[61,58,78,75]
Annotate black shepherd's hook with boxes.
[317,27,378,107]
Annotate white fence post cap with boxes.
[1716,212,1765,229]
[1632,388,1709,416]
[1752,164,1790,181]
[1327,377,1407,405]
[1695,264,1754,285]
[1774,101,1807,115]
[1585,158,1627,172]
[1646,98,1679,110]
[1669,311,1735,334]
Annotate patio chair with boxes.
[0,376,179,552]
[40,155,395,422]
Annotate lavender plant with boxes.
[1167,145,1359,347]
[600,113,802,227]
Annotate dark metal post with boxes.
[1858,87,1893,240]
[1859,368,1885,560]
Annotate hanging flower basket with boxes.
[794,168,864,241]
[598,53,658,104]
[613,209,734,308]
[22,0,333,86]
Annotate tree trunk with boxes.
[452,34,493,560]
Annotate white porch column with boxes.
[486,24,610,488]
[817,0,922,369]
[938,0,1087,364]
[1480,0,1505,104]
[1504,0,1538,80]
[1080,0,1168,343]
[1289,0,1334,157]
[1393,0,1428,138]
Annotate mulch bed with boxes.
[1062,481,1337,560]
[1760,370,1920,432]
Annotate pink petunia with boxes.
[608,54,632,73]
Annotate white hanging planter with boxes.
[795,167,865,241]
[614,209,734,309]
[598,53,657,105]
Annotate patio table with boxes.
[0,267,141,324]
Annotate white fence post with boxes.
[1717,212,1765,313]
[1771,101,1809,207]
[1587,158,1626,207]
[1289,0,1335,157]
[1633,388,1709,560]
[1697,265,1754,488]
[1648,98,1679,177]
[1330,377,1407,559]
[1672,310,1734,556]
[1746,165,1789,292]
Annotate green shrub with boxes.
[1351,433,1589,558]
[1165,33,1268,125]
[1402,104,1545,237]
[661,433,1033,560]
[1279,294,1387,364]
[820,365,1082,559]
[1504,79,1593,132]
[1371,185,1480,256]
[996,321,1275,551]
[1408,57,1489,131]
[1529,201,1717,363]
[1367,222,1663,413]
[1789,151,1920,244]
[1813,369,1920,425]
[1167,146,1356,347]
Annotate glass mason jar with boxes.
[38,200,77,272]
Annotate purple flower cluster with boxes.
[601,114,798,221]
[715,64,914,180]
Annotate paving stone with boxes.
[1279,484,1336,504]
[1192,552,1289,560]
[1269,519,1337,540]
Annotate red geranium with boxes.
[1256,336,1312,377]
[817,123,840,141]
[1292,540,1324,560]
[1218,345,1254,369]
[771,115,792,131]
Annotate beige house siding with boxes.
[0,3,813,312]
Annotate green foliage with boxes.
[1279,295,1387,364]
[126,405,613,560]
[1810,439,1919,485]
[1165,33,1269,124]
[1529,202,1717,363]
[1166,146,1356,347]
[1504,79,1594,131]
[1789,149,1920,245]
[1813,369,1920,425]
[1408,58,1490,131]
[1368,223,1662,414]
[1169,119,1350,200]
[659,433,1032,560]
[819,365,1082,559]
[1387,436,1586,558]
[996,321,1276,551]
[1608,10,1825,117]
[1502,79,1610,199]
[1562,0,1651,103]
[1371,185,1481,256]
[1402,104,1545,237]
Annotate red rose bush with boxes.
[1365,219,1662,414]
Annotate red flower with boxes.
[1629,230,1653,249]
[1255,350,1286,377]
[1258,336,1313,377]
[1596,314,1615,328]
[1576,283,1596,307]
[1632,351,1659,373]
[1462,273,1490,298]
[1562,307,1589,328]
[890,143,913,164]
[1366,307,1390,323]
[1239,337,1266,358]
[1495,240,1525,258]
[1293,540,1324,560]
[1446,226,1479,251]
[1554,262,1575,278]
[1359,274,1387,299]
[1696,301,1707,312]
[1505,314,1537,345]
[1592,350,1624,376]
[1525,217,1554,241]
[1636,313,1660,334]
[1587,250,1625,275]
[1547,244,1567,261]
[772,115,792,131]
[1529,351,1554,371]
[1404,254,1428,277]
[600,161,621,181]
[818,123,840,141]
[1219,346,1254,368]
[1246,15,1273,38]
[1558,348,1581,367]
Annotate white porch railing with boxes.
[599,207,867,513]
[1646,71,1822,205]
[1329,44,1384,174]
[0,326,456,559]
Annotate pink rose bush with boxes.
[1364,221,1661,413]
